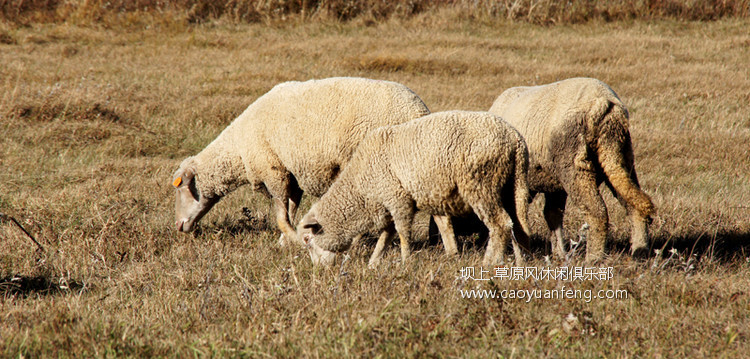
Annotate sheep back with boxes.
[207,77,430,197]
[489,77,626,192]
[308,110,529,252]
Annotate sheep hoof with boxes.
[584,252,605,264]
[482,256,505,268]
[278,233,290,247]
[318,251,337,267]
[367,259,380,269]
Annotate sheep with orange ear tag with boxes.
[171,77,430,245]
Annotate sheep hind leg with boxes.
[604,174,649,258]
[473,203,516,266]
[509,227,526,266]
[565,168,608,263]
[628,216,649,259]
[502,187,531,261]
[544,191,567,259]
[433,215,458,257]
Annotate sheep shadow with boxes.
[0,275,85,299]
[207,206,749,264]
[610,230,750,263]
[192,207,272,238]
[415,215,750,264]
[413,213,549,255]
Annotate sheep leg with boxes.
[510,228,526,266]
[398,233,410,264]
[350,234,363,248]
[391,214,414,264]
[604,172,649,258]
[368,229,394,268]
[565,168,609,263]
[384,195,415,264]
[287,185,304,226]
[502,190,531,257]
[433,215,458,256]
[279,182,303,246]
[273,198,298,246]
[543,191,568,258]
[628,213,649,257]
[474,204,515,266]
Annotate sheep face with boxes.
[298,211,337,266]
[173,168,218,232]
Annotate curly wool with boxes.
[175,77,430,239]
[301,111,531,266]
[489,77,655,261]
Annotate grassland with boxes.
[1,9,749,358]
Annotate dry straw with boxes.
[2,0,749,24]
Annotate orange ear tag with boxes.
[173,177,182,188]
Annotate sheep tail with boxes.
[513,136,532,238]
[594,101,656,218]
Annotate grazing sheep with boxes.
[172,77,430,245]
[488,77,655,261]
[297,111,531,267]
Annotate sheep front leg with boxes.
[287,185,304,226]
[392,214,414,264]
[368,228,395,268]
[273,198,299,246]
[399,233,410,264]
[384,195,416,264]
[350,234,363,248]
[433,215,458,256]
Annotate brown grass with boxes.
[1,11,749,358]
[2,0,750,25]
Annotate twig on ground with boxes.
[0,212,44,252]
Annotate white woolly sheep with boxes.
[297,111,531,267]
[488,77,655,262]
[172,77,430,245]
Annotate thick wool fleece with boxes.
[174,77,430,242]
[489,77,655,261]
[302,111,531,266]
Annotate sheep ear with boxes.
[304,222,322,234]
[301,212,322,234]
[173,169,195,188]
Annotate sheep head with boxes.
[173,163,219,232]
[298,210,337,266]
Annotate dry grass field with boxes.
[1,4,749,357]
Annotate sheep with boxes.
[172,77,430,246]
[297,111,532,267]
[488,77,656,262]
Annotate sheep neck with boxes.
[320,176,377,244]
[192,141,249,199]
